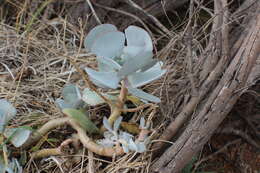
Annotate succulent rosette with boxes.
[84,24,166,103]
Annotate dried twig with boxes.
[85,0,101,24]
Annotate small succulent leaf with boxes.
[113,116,122,132]
[136,141,146,153]
[128,138,138,151]
[6,158,22,173]
[4,127,31,148]
[127,61,166,87]
[97,138,115,147]
[125,25,153,52]
[121,122,140,134]
[84,24,117,51]
[97,57,121,72]
[117,50,153,78]
[122,144,129,153]
[0,99,17,133]
[62,108,100,134]
[55,98,73,110]
[85,68,120,89]
[127,87,161,103]
[82,88,117,106]
[91,31,125,58]
[62,84,81,103]
[103,117,113,132]
[140,117,145,129]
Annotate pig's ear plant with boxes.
[18,24,166,158]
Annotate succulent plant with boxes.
[84,24,166,103]
[97,116,150,153]
[0,99,30,173]
[0,99,31,148]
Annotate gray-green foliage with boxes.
[84,24,166,103]
[0,99,31,147]
[98,116,149,153]
[0,99,30,173]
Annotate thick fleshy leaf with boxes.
[125,26,153,52]
[0,99,17,133]
[140,117,145,129]
[103,117,113,132]
[117,50,154,78]
[82,88,117,106]
[140,59,157,72]
[91,31,125,58]
[97,57,121,72]
[121,46,143,60]
[84,24,117,51]
[62,84,81,103]
[55,98,73,110]
[6,158,22,173]
[85,68,120,89]
[63,108,100,134]
[127,61,166,87]
[4,127,31,147]
[128,138,138,151]
[135,141,146,153]
[127,87,161,103]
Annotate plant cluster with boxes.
[0,24,166,168]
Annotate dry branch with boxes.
[151,0,260,173]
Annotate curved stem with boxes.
[107,82,128,125]
[21,117,70,149]
[69,118,124,157]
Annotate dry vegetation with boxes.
[0,0,259,173]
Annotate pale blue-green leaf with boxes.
[97,57,121,72]
[55,98,71,110]
[103,117,113,132]
[97,138,114,147]
[85,68,120,89]
[122,144,129,153]
[125,25,153,52]
[128,138,138,151]
[140,59,157,72]
[0,99,17,133]
[127,61,166,87]
[117,50,153,78]
[4,128,31,147]
[91,31,125,58]
[140,117,145,129]
[136,141,146,153]
[113,116,122,132]
[84,24,117,51]
[6,158,22,173]
[82,88,117,106]
[119,131,133,141]
[127,87,161,103]
[62,84,81,103]
[121,46,143,60]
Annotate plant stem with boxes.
[108,82,128,125]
